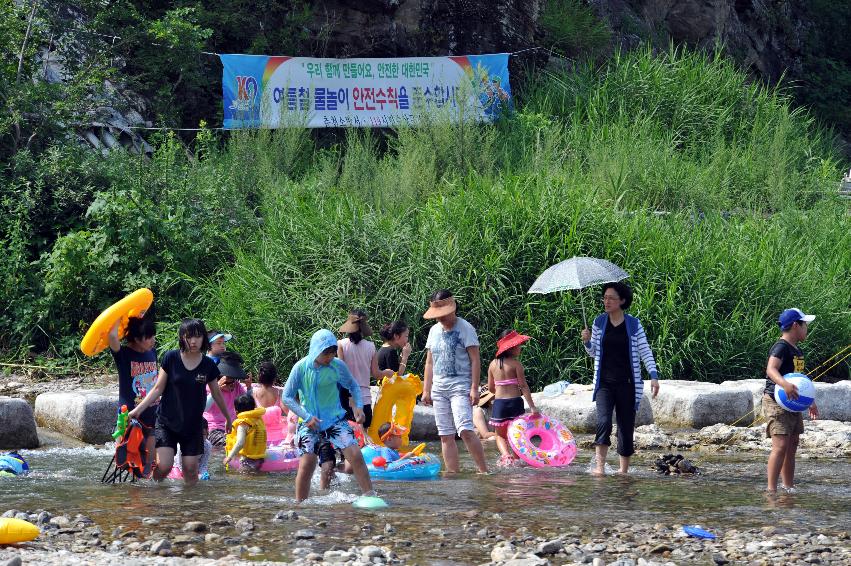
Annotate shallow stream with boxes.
[3,437,850,564]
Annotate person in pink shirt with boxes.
[204,351,248,446]
[336,310,394,429]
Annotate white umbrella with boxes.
[528,256,630,327]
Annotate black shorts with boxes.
[318,440,338,467]
[342,403,373,430]
[489,397,525,427]
[138,406,158,429]
[155,420,204,457]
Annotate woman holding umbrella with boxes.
[581,282,659,475]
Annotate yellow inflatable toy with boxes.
[0,517,40,544]
[80,288,154,357]
[367,373,423,448]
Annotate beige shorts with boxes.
[763,394,804,438]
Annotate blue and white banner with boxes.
[221,53,511,129]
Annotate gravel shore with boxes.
[2,508,849,565]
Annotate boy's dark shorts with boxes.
[763,394,804,438]
[155,421,204,456]
[318,440,337,467]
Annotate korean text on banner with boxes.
[221,54,511,129]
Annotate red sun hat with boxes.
[496,330,532,357]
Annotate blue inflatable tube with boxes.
[362,446,441,480]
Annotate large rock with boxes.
[693,420,851,457]
[812,382,851,422]
[721,379,851,423]
[650,380,753,428]
[409,404,439,441]
[720,379,765,421]
[34,388,119,444]
[0,397,39,449]
[532,384,653,433]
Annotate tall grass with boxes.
[198,48,848,386]
[5,47,848,385]
[202,165,849,388]
[524,46,839,211]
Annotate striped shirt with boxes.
[584,313,659,410]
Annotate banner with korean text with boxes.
[221,54,511,129]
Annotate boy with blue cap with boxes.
[763,308,820,494]
[207,330,233,364]
[282,329,376,502]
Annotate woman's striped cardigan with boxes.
[583,313,659,410]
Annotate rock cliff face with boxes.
[33,0,825,146]
[591,0,809,82]
[306,0,542,57]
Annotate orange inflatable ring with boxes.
[80,288,154,356]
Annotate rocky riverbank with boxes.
[1,508,849,565]
[0,372,112,405]
[626,420,851,458]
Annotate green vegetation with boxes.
[539,0,611,59]
[798,0,851,137]
[2,47,848,386]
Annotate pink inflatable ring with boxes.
[508,414,577,468]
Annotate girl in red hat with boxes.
[487,329,540,465]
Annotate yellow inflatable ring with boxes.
[367,373,422,448]
[0,517,40,544]
[80,288,154,357]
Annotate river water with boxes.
[3,438,850,564]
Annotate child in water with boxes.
[375,422,406,463]
[224,394,267,472]
[108,311,158,472]
[128,318,231,485]
[282,329,376,502]
[487,330,539,465]
[0,452,29,477]
[763,308,820,493]
[206,330,232,364]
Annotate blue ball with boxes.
[774,372,816,412]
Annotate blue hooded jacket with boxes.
[282,329,363,432]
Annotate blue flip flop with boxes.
[683,525,717,539]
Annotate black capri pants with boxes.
[594,383,636,457]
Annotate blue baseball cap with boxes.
[208,332,233,343]
[778,308,815,329]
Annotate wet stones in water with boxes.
[210,514,234,527]
[653,453,700,475]
[536,539,564,555]
[273,510,298,522]
[182,521,208,532]
[150,538,171,556]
